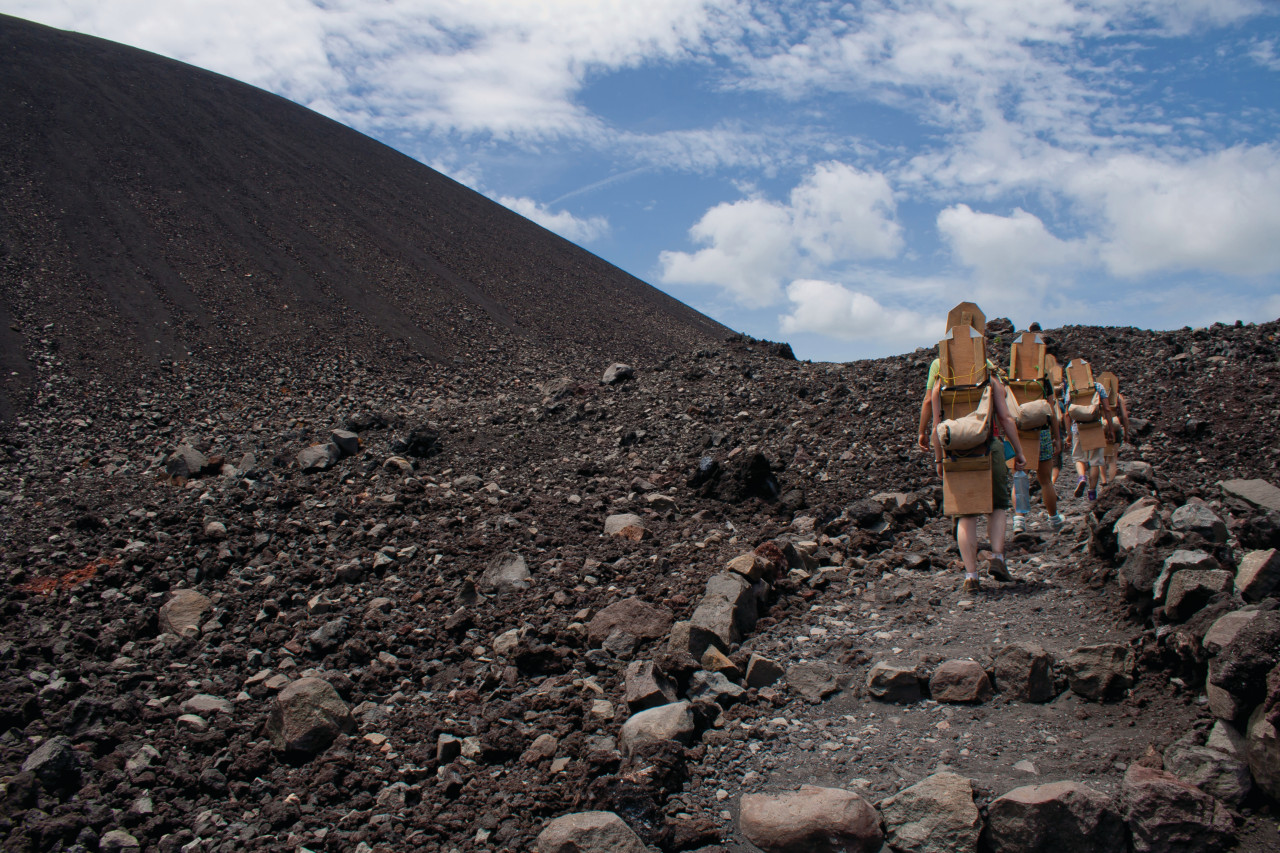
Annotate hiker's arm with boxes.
[917,391,932,452]
[1050,407,1062,454]
[1119,394,1131,438]
[929,384,943,479]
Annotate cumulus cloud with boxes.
[659,162,903,306]
[779,280,941,346]
[937,204,1085,298]
[493,196,609,244]
[1069,145,1280,278]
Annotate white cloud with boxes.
[6,0,740,142]
[779,280,942,346]
[659,162,903,306]
[493,196,608,244]
[1069,145,1280,278]
[937,204,1085,297]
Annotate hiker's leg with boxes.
[957,517,979,576]
[1087,462,1100,491]
[1038,459,1057,516]
[989,509,1007,557]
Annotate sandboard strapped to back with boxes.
[1099,371,1122,456]
[1067,358,1107,451]
[936,303,994,516]
[1005,331,1054,466]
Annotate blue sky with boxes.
[6,1,1280,361]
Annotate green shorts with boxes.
[991,438,1011,511]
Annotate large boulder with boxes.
[1153,550,1218,602]
[929,660,992,704]
[878,771,980,853]
[1164,739,1252,808]
[1061,644,1134,701]
[1170,499,1227,542]
[1235,549,1280,602]
[1115,499,1163,552]
[588,598,673,647]
[535,811,648,853]
[21,736,82,793]
[867,661,922,703]
[1121,764,1234,853]
[690,572,756,648]
[984,780,1125,853]
[1208,610,1280,721]
[1220,478,1280,513]
[480,552,531,594]
[296,442,340,472]
[624,660,677,712]
[740,785,882,853]
[1163,570,1233,621]
[994,643,1055,703]
[1246,696,1280,800]
[618,701,694,756]
[165,444,209,479]
[158,589,213,638]
[267,677,355,754]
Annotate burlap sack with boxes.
[1068,392,1101,423]
[1015,398,1053,430]
[937,385,993,451]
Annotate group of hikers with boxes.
[916,303,1132,592]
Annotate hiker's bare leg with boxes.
[1038,460,1057,516]
[957,516,979,575]
[989,509,1007,556]
[1088,464,1100,491]
[1075,459,1087,480]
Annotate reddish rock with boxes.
[929,659,992,704]
[587,597,673,646]
[740,785,882,853]
[985,780,1125,853]
[1122,764,1234,853]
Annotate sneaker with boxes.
[987,555,1013,582]
[1087,489,1097,501]
[1048,513,1065,531]
[962,577,982,594]
[1012,515,1026,533]
[1073,477,1087,497]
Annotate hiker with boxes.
[1012,370,1063,532]
[929,326,1026,592]
[1063,362,1115,501]
[1101,373,1132,483]
[1006,329,1064,534]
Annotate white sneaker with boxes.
[1012,515,1026,533]
[1048,513,1064,531]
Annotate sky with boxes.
[5,1,1280,362]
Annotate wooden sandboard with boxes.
[946,302,986,336]
[1077,421,1107,451]
[1066,359,1094,395]
[1098,371,1119,399]
[1010,332,1046,381]
[938,325,987,389]
[943,454,994,516]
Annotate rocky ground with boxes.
[2,317,1280,852]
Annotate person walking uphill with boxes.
[928,303,1027,593]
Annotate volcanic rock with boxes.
[984,781,1125,853]
[1163,569,1233,621]
[740,785,882,853]
[1115,499,1163,552]
[624,660,677,712]
[878,771,980,853]
[618,701,694,756]
[158,589,213,638]
[929,659,993,704]
[1061,644,1134,701]
[267,677,356,754]
[1121,764,1235,853]
[994,642,1055,703]
[745,654,786,688]
[1220,478,1280,513]
[535,811,648,853]
[480,552,531,594]
[786,661,840,703]
[1152,550,1218,602]
[1235,549,1280,602]
[868,661,922,703]
[587,597,673,647]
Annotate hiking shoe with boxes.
[1012,515,1026,533]
[1048,513,1065,531]
[1087,489,1097,502]
[987,556,1013,582]
[962,577,982,594]
[1073,477,1087,497]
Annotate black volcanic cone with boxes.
[0,15,730,422]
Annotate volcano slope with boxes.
[1,315,1279,852]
